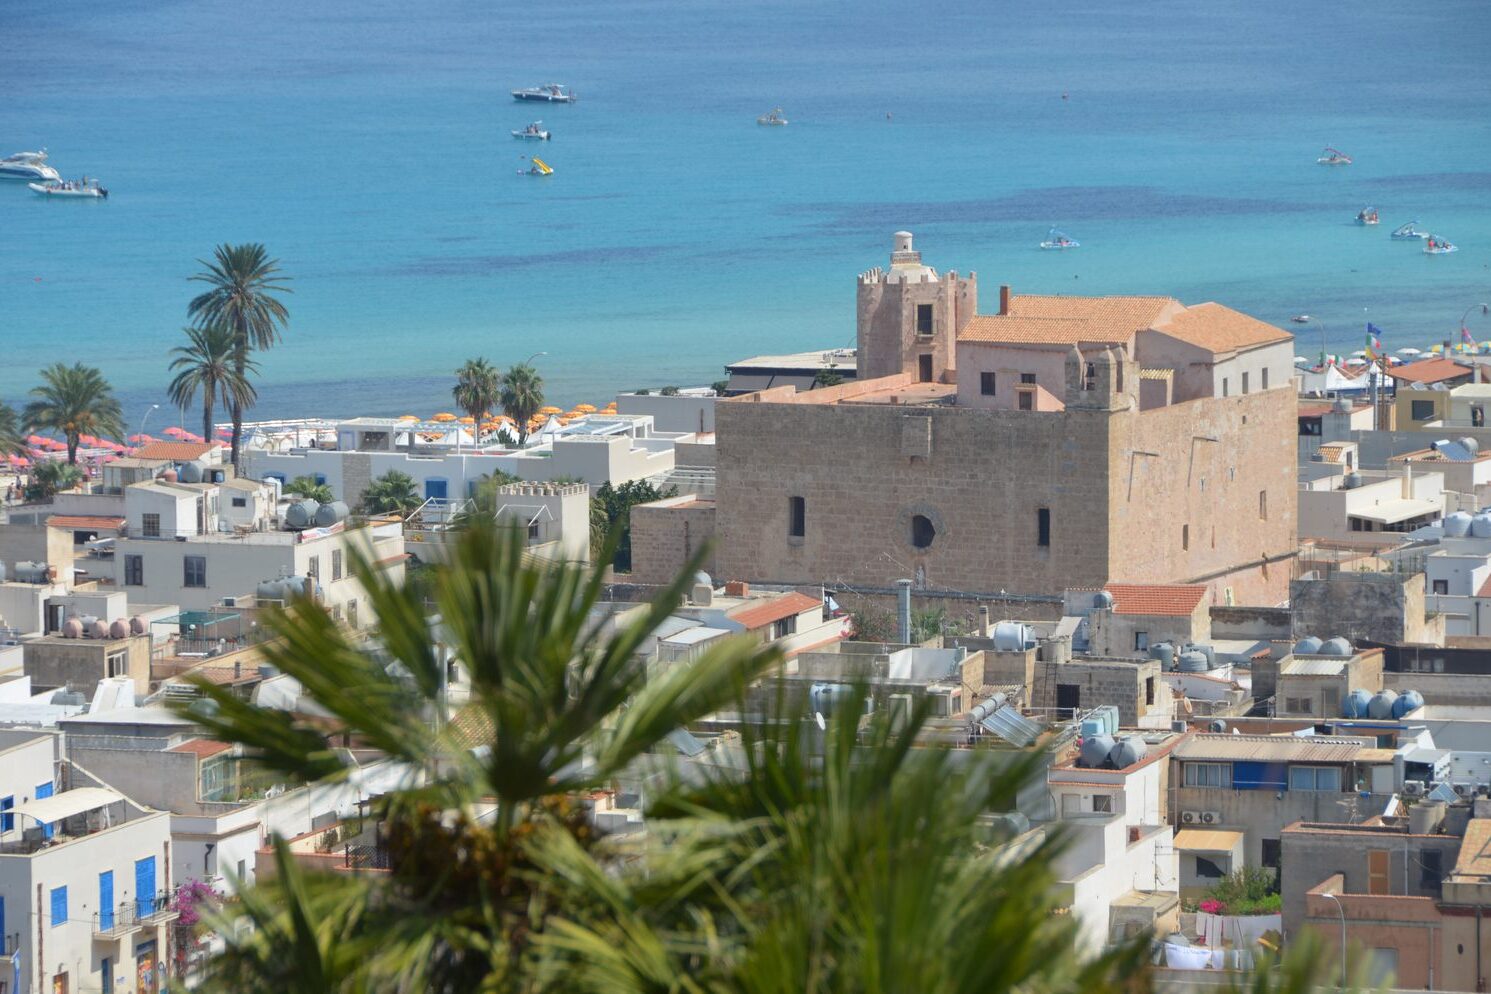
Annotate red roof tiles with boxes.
[1103,583,1209,617]
[133,441,216,460]
[47,515,125,531]
[167,739,233,758]
[1386,358,1475,385]
[729,591,822,631]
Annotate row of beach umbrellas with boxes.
[404,402,617,432]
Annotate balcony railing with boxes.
[91,891,179,939]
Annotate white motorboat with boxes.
[1424,236,1457,255]
[1356,206,1379,225]
[1291,315,1311,324]
[1039,227,1079,250]
[1391,221,1429,241]
[512,84,576,103]
[28,178,107,199]
[0,150,60,182]
[1316,146,1352,166]
[511,121,551,140]
[757,107,788,126]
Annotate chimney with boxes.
[1402,461,1413,500]
[978,605,991,636]
[999,285,1011,316]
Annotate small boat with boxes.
[1317,146,1352,166]
[1424,236,1458,255]
[1039,227,1079,250]
[511,121,550,140]
[1356,206,1379,225]
[1391,221,1429,241]
[525,157,553,176]
[512,84,575,103]
[0,150,60,182]
[28,178,107,199]
[1291,315,1311,324]
[757,107,788,126]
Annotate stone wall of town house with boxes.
[629,500,718,586]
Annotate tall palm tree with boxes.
[22,363,124,464]
[24,460,84,501]
[0,400,23,457]
[182,525,1336,994]
[359,469,421,517]
[500,362,544,445]
[167,324,259,444]
[285,475,334,505]
[452,357,501,429]
[188,244,291,471]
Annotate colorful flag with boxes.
[1365,322,1384,359]
[1463,325,1477,348]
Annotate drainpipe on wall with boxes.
[896,579,913,644]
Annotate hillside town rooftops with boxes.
[1150,302,1292,353]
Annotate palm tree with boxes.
[500,362,545,445]
[188,244,291,471]
[182,525,1335,994]
[22,363,124,464]
[24,460,84,501]
[359,469,421,517]
[452,358,501,429]
[285,475,334,505]
[167,324,259,444]
[0,400,23,457]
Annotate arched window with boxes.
[911,514,936,549]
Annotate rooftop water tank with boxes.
[1078,733,1116,769]
[1472,514,1491,539]
[1294,636,1324,656]
[61,619,83,639]
[284,499,320,530]
[1108,734,1148,768]
[1343,688,1372,718]
[14,561,49,584]
[1080,718,1106,738]
[1460,437,1480,455]
[88,618,109,639]
[179,461,203,483]
[1392,689,1425,718]
[986,811,1031,840]
[314,500,350,527]
[810,683,855,717]
[108,618,129,639]
[1367,689,1399,720]
[1209,719,1228,733]
[693,571,713,588]
[50,690,86,707]
[993,621,1034,652]
[1189,644,1216,669]
[1343,472,1363,489]
[160,468,178,483]
[1445,512,1474,537]
[1332,396,1352,413]
[1178,650,1209,672]
[129,615,146,635]
[1092,705,1119,735]
[256,579,287,603]
[1320,637,1353,656]
[1092,590,1114,610]
[1150,643,1175,668]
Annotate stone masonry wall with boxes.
[629,498,718,586]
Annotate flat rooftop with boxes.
[840,381,957,406]
[727,349,857,372]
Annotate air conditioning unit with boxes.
[1180,811,1199,825]
[1402,780,1427,798]
[1200,811,1221,825]
[1453,783,1474,798]
[222,597,236,608]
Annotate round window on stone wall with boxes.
[911,514,936,549]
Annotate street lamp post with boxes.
[1321,890,1347,989]
[522,351,548,367]
[135,404,160,446]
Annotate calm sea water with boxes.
[2,0,1489,423]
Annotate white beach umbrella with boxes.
[1397,347,1422,356]
[1351,350,1368,358]
[1294,355,1310,365]
[1345,357,1368,366]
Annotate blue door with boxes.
[99,870,114,930]
[135,856,156,917]
[424,478,448,501]
[35,781,53,839]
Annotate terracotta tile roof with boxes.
[1103,583,1208,616]
[1386,357,1474,385]
[1476,575,1491,598]
[1453,819,1491,877]
[1139,367,1173,380]
[959,294,1178,346]
[1316,444,1350,463]
[167,738,233,758]
[47,515,125,531]
[729,591,822,631]
[134,441,215,460]
[1298,403,1332,417]
[1150,302,1292,354]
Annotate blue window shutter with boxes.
[99,871,114,931]
[35,782,54,839]
[50,886,66,927]
[0,796,12,832]
[135,857,157,917]
[0,894,6,941]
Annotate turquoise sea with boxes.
[2,0,1489,422]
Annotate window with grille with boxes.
[183,556,207,588]
[142,513,161,538]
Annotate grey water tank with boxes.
[1343,472,1363,489]
[14,561,49,584]
[1392,689,1425,718]
[986,811,1031,840]
[1092,590,1114,610]
[1321,637,1353,656]
[314,500,350,527]
[129,615,146,635]
[284,499,320,530]
[1178,651,1209,673]
[1444,512,1474,537]
[992,621,1033,652]
[1150,642,1175,667]
[50,689,87,707]
[1209,719,1228,733]
[1460,437,1480,455]
[810,683,855,717]
[256,579,288,603]
[179,461,203,483]
[1189,644,1216,668]
[1367,689,1399,720]
[1078,733,1116,769]
[1343,688,1372,718]
[1108,735,1148,768]
[1293,636,1324,656]
[1472,514,1491,539]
